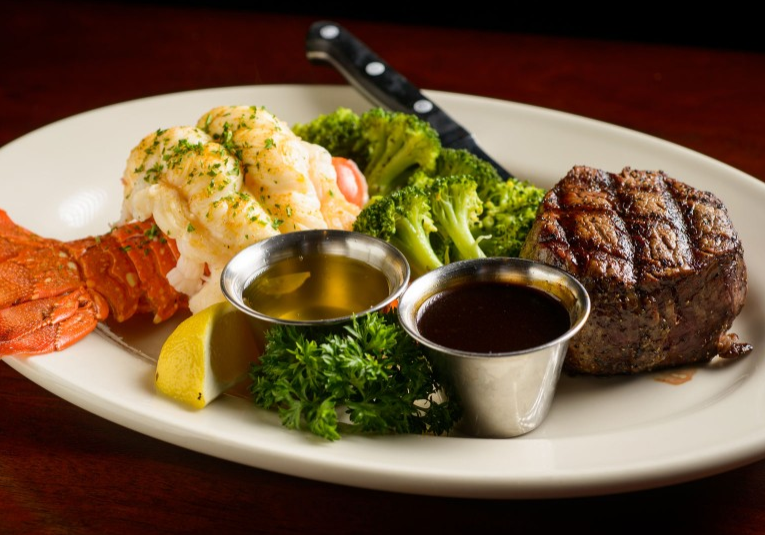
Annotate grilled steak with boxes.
[520,165,751,375]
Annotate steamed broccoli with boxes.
[408,148,544,258]
[353,175,488,277]
[427,175,486,262]
[295,106,545,261]
[290,107,366,165]
[359,108,441,196]
[292,107,441,199]
[475,178,545,258]
[410,147,503,195]
[352,188,443,278]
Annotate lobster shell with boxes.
[0,209,187,356]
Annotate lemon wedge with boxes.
[155,301,262,409]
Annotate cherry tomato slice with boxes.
[332,157,368,208]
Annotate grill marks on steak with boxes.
[520,166,751,375]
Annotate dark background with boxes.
[131,2,764,52]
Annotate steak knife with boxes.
[305,20,512,180]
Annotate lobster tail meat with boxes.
[0,209,187,357]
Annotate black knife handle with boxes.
[305,20,470,147]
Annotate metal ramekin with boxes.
[397,257,590,438]
[220,229,410,327]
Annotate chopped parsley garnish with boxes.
[144,224,160,240]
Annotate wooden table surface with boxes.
[2,3,764,534]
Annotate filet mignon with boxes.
[520,165,752,375]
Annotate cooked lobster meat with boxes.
[0,105,364,358]
[521,165,752,375]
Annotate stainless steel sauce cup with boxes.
[397,257,590,438]
[220,229,410,327]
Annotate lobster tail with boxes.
[0,210,187,356]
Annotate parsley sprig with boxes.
[249,311,461,441]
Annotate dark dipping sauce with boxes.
[416,281,571,353]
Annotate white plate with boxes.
[2,85,764,499]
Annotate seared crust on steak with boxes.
[520,165,751,375]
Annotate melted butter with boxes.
[243,254,390,321]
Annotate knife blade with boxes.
[305,20,512,180]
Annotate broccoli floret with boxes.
[427,175,486,262]
[358,108,441,197]
[436,148,504,192]
[291,107,367,166]
[409,148,544,259]
[294,106,544,260]
[476,178,546,258]
[352,187,443,279]
[292,106,441,200]
[409,147,503,193]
